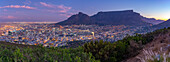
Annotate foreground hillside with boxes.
[0,41,99,62]
[0,27,170,62]
[126,28,170,62]
[83,28,170,62]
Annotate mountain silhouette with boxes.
[141,18,164,25]
[154,19,170,28]
[56,10,162,26]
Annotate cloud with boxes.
[0,5,36,9]
[57,5,72,13]
[0,16,17,19]
[40,2,54,8]
[7,16,16,19]
[40,2,72,13]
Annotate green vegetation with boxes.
[83,27,170,62]
[0,27,170,62]
[0,42,99,62]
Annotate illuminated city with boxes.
[0,23,154,47]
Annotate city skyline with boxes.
[0,0,170,22]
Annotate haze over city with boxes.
[0,0,170,22]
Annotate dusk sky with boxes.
[0,0,170,22]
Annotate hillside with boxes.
[141,18,164,25]
[125,28,170,62]
[154,19,170,29]
[0,41,99,62]
[56,10,163,26]
[83,28,170,62]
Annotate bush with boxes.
[0,42,99,62]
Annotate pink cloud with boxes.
[39,2,72,13]
[0,5,36,9]
[57,5,72,13]
[0,16,17,19]
[40,2,54,8]
[7,16,16,19]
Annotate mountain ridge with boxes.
[56,10,163,26]
[141,17,164,25]
[153,19,170,28]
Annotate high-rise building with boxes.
[91,32,94,37]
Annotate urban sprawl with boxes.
[0,23,155,47]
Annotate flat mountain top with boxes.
[56,10,152,26]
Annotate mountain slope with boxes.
[83,27,170,62]
[142,18,164,25]
[154,19,170,28]
[56,10,153,26]
[0,41,98,62]
[126,28,170,62]
[90,10,149,26]
[57,12,92,25]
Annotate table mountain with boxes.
[56,10,160,26]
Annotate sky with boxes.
[0,0,170,22]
